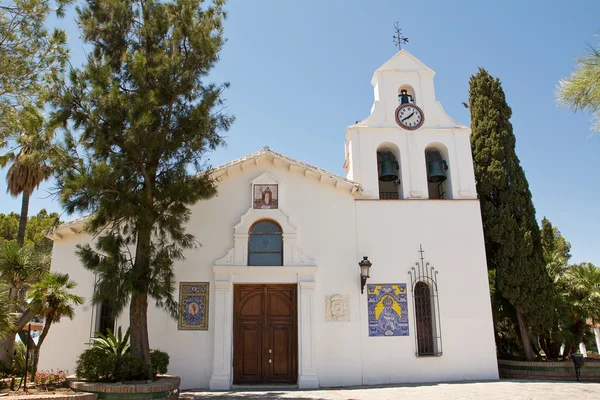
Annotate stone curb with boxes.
[6,394,97,400]
[67,376,180,400]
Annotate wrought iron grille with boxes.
[408,245,443,357]
[379,191,400,200]
[437,182,446,200]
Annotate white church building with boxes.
[40,50,499,390]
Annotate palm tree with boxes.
[0,283,15,343]
[0,107,53,246]
[562,262,600,355]
[28,272,83,377]
[0,242,49,368]
[557,43,600,133]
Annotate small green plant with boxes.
[75,325,169,382]
[92,327,130,357]
[75,347,115,381]
[150,350,169,376]
[113,354,152,382]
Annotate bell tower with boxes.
[344,50,477,201]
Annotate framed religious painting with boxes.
[253,184,278,209]
[367,283,409,337]
[178,282,209,330]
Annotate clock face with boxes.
[395,104,425,130]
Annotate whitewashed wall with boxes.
[354,199,497,384]
[40,160,497,389]
[40,50,498,389]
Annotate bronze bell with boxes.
[378,152,399,182]
[427,151,448,183]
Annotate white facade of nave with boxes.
[40,50,499,390]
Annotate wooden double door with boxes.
[233,284,298,384]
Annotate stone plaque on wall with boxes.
[325,294,350,322]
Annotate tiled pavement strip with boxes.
[181,380,600,400]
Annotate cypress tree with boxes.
[540,217,571,264]
[468,68,552,361]
[52,0,232,364]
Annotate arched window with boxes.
[248,220,283,266]
[409,245,442,357]
[425,145,451,199]
[377,143,402,200]
[414,282,435,355]
[398,85,416,105]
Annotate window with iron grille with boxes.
[248,220,283,266]
[408,245,442,357]
[414,282,436,355]
[97,300,115,336]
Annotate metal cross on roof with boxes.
[393,22,409,51]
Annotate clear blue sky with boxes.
[1,0,599,265]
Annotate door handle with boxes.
[269,359,272,363]
[269,349,272,354]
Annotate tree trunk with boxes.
[129,292,150,363]
[17,191,30,247]
[516,310,535,361]
[31,319,52,381]
[0,279,22,369]
[14,309,33,332]
[129,224,152,365]
[0,337,15,370]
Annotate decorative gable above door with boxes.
[214,172,314,267]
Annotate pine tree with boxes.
[0,0,71,145]
[469,68,553,361]
[52,0,232,365]
[557,42,600,133]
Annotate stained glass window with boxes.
[248,221,283,266]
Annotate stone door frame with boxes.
[209,265,319,390]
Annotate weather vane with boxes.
[392,22,409,51]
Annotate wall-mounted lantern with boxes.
[359,256,372,294]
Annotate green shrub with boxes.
[113,354,152,382]
[75,347,115,381]
[13,341,33,376]
[150,350,169,376]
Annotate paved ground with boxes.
[181,380,600,400]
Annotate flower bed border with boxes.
[3,394,97,400]
[498,359,600,381]
[67,376,179,400]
